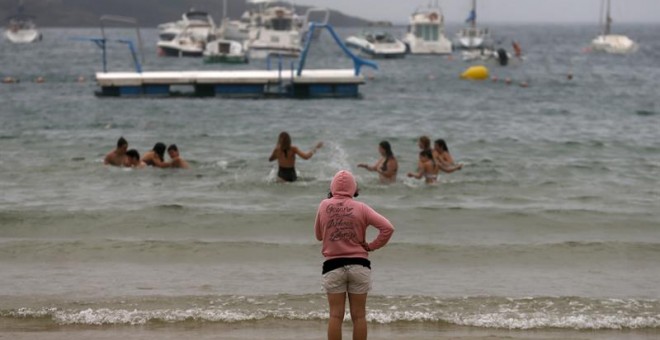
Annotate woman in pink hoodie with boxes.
[315,170,394,340]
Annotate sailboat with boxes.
[454,0,490,50]
[203,0,248,63]
[590,0,637,54]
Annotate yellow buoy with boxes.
[460,65,489,80]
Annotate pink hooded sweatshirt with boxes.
[315,170,394,260]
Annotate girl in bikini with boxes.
[268,131,323,182]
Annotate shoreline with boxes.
[2,319,658,340]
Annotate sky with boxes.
[292,0,660,24]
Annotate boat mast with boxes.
[604,0,612,36]
[221,0,228,39]
[471,0,477,28]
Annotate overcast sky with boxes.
[292,0,660,24]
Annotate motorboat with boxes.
[203,0,248,64]
[203,39,248,63]
[345,31,407,59]
[220,15,251,42]
[157,9,216,41]
[157,10,216,57]
[454,0,491,50]
[590,0,638,54]
[243,0,303,59]
[4,1,42,43]
[462,41,523,66]
[403,3,452,55]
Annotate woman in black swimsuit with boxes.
[268,132,323,182]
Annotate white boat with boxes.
[204,39,248,63]
[220,15,251,42]
[157,9,216,41]
[243,0,303,59]
[203,0,248,64]
[157,10,216,57]
[403,3,452,55]
[454,0,491,50]
[345,31,407,59]
[590,0,638,54]
[4,1,42,44]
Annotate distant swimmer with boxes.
[357,140,398,184]
[268,131,323,182]
[124,149,146,168]
[407,149,439,184]
[432,139,463,173]
[167,144,189,169]
[142,142,169,168]
[104,136,128,166]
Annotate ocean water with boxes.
[0,24,659,335]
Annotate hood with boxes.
[330,170,357,198]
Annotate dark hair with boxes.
[379,140,394,172]
[126,149,140,161]
[278,132,291,157]
[153,142,166,161]
[420,149,434,164]
[117,137,128,148]
[327,187,359,199]
[167,144,178,152]
[434,139,449,152]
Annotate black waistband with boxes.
[322,257,371,274]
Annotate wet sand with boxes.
[1,318,658,340]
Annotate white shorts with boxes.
[321,264,371,294]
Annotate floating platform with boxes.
[96,69,365,98]
[85,21,378,99]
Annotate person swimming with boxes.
[408,149,438,184]
[268,131,323,182]
[167,144,189,169]
[142,142,169,168]
[104,137,128,166]
[357,140,398,184]
[124,149,146,168]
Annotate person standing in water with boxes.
[432,139,463,173]
[167,144,189,169]
[141,142,169,168]
[407,149,439,184]
[124,149,146,168]
[104,137,128,166]
[315,170,394,340]
[357,141,398,184]
[268,131,323,182]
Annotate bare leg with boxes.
[327,292,347,340]
[348,293,368,340]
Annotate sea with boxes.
[0,24,659,339]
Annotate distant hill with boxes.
[0,0,371,27]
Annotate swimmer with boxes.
[124,149,146,168]
[142,142,170,168]
[167,144,189,169]
[357,141,398,184]
[104,137,128,166]
[407,149,438,184]
[432,139,463,173]
[268,131,323,182]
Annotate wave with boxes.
[2,295,658,330]
[1,239,658,262]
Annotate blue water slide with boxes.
[296,22,378,77]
